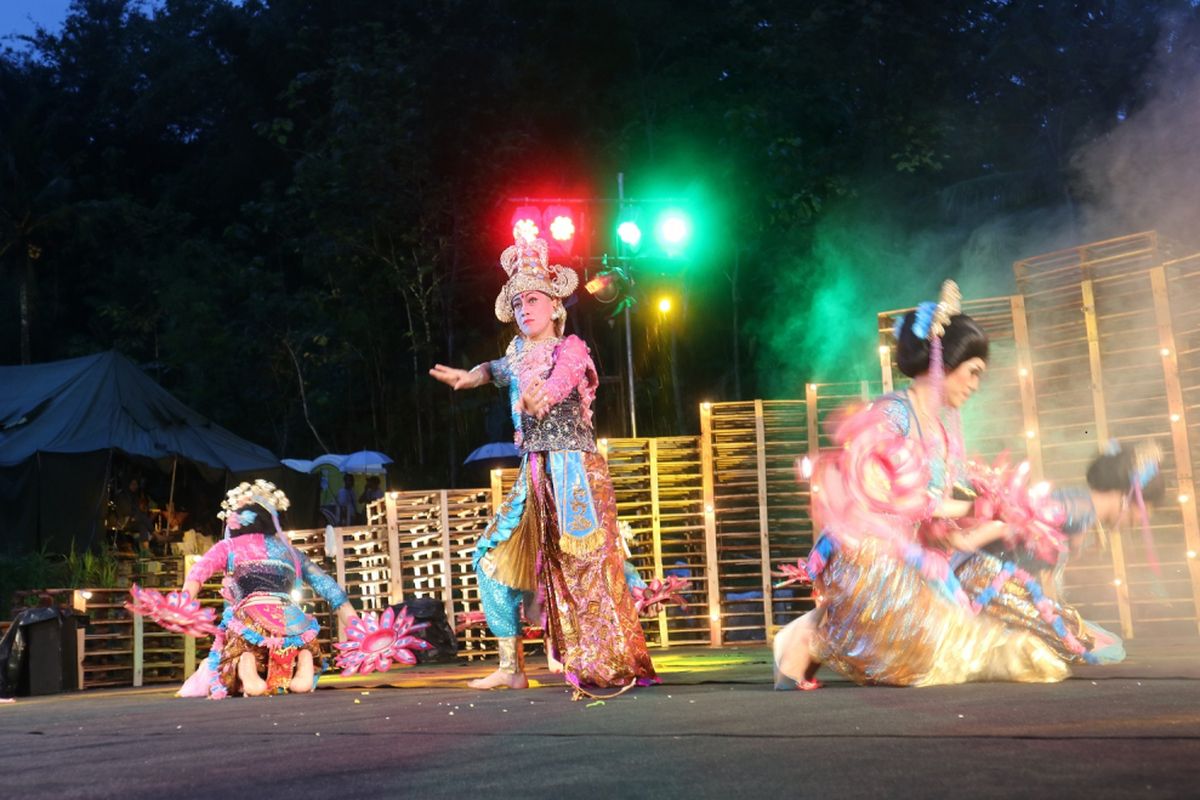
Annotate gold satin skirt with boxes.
[812,538,1070,686]
[956,551,1109,664]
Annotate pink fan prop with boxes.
[967,455,1067,564]
[124,584,218,637]
[333,606,433,676]
[632,576,690,616]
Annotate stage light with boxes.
[655,209,692,252]
[617,220,643,248]
[657,296,672,313]
[544,204,577,255]
[549,215,575,241]
[511,206,542,239]
[513,217,539,242]
[585,271,621,303]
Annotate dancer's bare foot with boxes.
[546,650,564,674]
[290,651,315,693]
[468,669,529,690]
[238,652,268,696]
[773,609,822,691]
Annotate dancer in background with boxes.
[775,281,1071,689]
[178,480,358,698]
[429,224,657,698]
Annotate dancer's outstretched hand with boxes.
[429,363,481,390]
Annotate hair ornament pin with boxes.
[1132,440,1162,490]
[929,280,961,340]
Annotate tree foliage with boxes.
[1,0,1194,484]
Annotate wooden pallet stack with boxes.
[602,436,710,647]
[700,392,863,645]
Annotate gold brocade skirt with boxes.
[813,538,1070,686]
[955,551,1112,664]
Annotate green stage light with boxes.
[655,210,692,252]
[617,220,642,248]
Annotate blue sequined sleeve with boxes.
[489,355,511,387]
[299,550,350,609]
[875,394,912,437]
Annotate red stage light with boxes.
[511,206,543,239]
[550,215,575,241]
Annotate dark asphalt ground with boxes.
[2,639,1198,799]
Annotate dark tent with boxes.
[0,351,316,554]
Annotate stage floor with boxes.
[3,639,1199,799]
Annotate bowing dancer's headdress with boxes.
[494,220,579,323]
[218,479,290,538]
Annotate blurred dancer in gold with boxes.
[775,281,1070,689]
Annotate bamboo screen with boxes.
[1015,232,1200,637]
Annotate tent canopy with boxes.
[0,352,292,554]
[0,351,278,471]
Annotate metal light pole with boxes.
[618,172,637,438]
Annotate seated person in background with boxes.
[113,477,168,555]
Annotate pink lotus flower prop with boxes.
[124,584,218,637]
[632,576,690,616]
[333,606,433,676]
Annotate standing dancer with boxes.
[177,480,358,698]
[774,281,1070,689]
[429,225,657,697]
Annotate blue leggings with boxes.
[477,569,525,638]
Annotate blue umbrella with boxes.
[341,450,393,475]
[464,442,520,466]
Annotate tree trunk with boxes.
[19,254,32,365]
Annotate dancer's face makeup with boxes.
[512,291,556,339]
[943,357,987,409]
